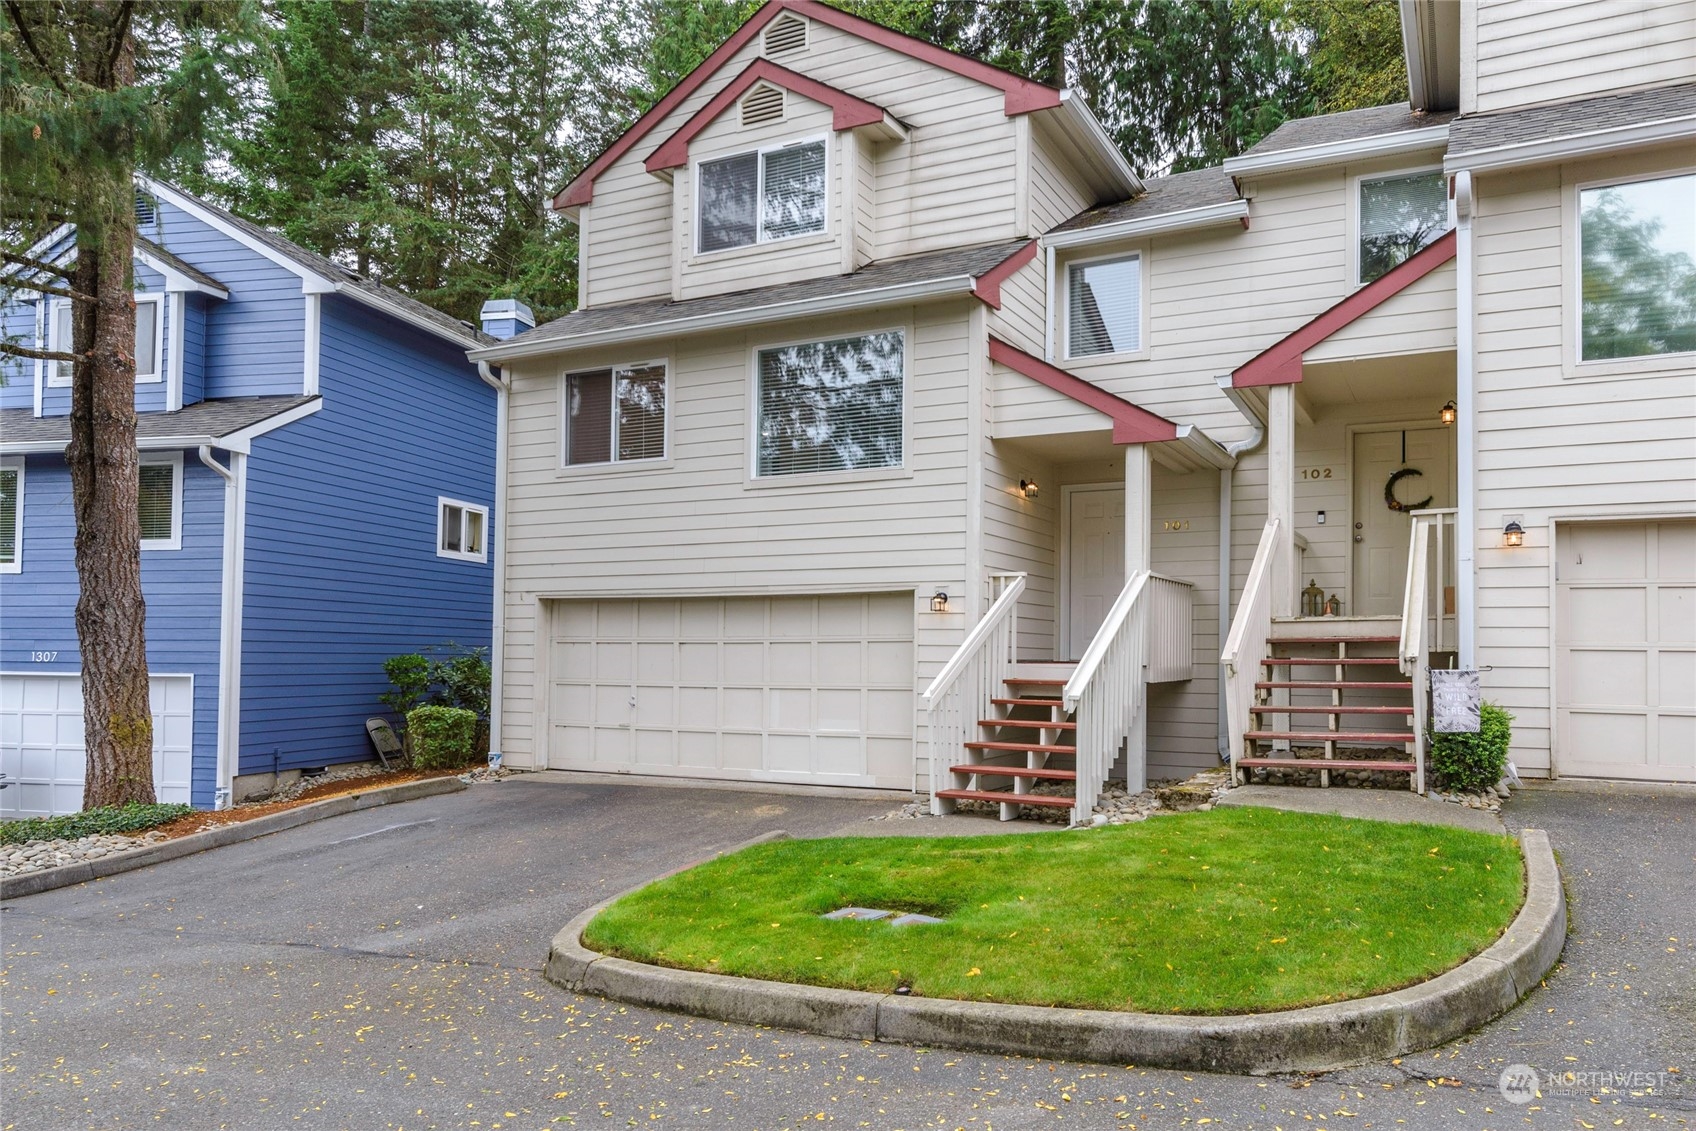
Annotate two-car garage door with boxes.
[547,593,914,789]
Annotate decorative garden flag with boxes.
[1431,669,1482,733]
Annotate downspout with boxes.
[477,360,509,765]
[1453,170,1477,668]
[199,444,246,809]
[1213,380,1267,762]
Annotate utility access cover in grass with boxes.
[581,807,1525,1015]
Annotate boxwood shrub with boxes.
[1429,701,1513,792]
[0,802,193,846]
[407,705,478,769]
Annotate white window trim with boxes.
[1564,164,1696,378]
[693,133,831,257]
[0,455,23,574]
[745,324,911,485]
[1349,163,1450,289]
[139,451,183,551]
[556,357,672,470]
[1059,246,1149,363]
[43,292,168,386]
[436,497,490,563]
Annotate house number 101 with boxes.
[1162,519,1190,531]
[1301,467,1334,479]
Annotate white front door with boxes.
[1351,427,1454,616]
[1065,486,1125,660]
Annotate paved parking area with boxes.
[2,775,1690,1129]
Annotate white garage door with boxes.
[0,673,195,817]
[1556,520,1695,782]
[547,594,914,789]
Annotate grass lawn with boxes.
[583,807,1525,1015]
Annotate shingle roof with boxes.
[1049,167,1240,233]
[1447,81,1696,155]
[0,395,317,449]
[135,236,226,293]
[499,239,1034,351]
[1242,103,1456,156]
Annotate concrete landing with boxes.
[1215,784,1505,834]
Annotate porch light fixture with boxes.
[1439,400,1457,425]
[1502,520,1525,548]
[1019,479,1039,499]
[930,591,950,613]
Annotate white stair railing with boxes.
[1398,509,1456,795]
[1221,518,1281,784]
[1063,570,1151,825]
[921,573,1026,814]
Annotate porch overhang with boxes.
[1230,229,1457,388]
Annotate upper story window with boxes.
[437,497,488,563]
[1578,172,1696,362]
[139,453,181,551]
[1065,253,1143,359]
[755,329,904,478]
[563,362,668,466]
[0,457,22,574]
[697,138,827,254]
[47,293,164,386]
[1358,169,1448,285]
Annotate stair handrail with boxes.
[1063,569,1151,825]
[1397,511,1457,796]
[1220,517,1281,784]
[921,573,1026,811]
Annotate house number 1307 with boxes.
[31,651,58,662]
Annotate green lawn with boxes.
[582,807,1525,1015]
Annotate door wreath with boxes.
[1384,467,1433,512]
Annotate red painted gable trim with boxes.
[970,240,1039,310]
[1231,229,1458,388]
[647,60,888,174]
[554,0,1061,210]
[988,337,1180,445]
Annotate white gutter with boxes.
[1223,123,1451,178]
[469,274,979,363]
[1453,170,1477,668]
[1400,0,1431,113]
[1214,377,1268,763]
[198,445,247,809]
[133,246,228,299]
[1055,89,1144,198]
[1443,114,1696,175]
[1041,199,1250,251]
[477,360,509,768]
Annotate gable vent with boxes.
[740,83,786,126]
[134,189,157,227]
[762,12,807,56]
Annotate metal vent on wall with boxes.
[763,12,807,55]
[134,189,157,227]
[741,84,785,126]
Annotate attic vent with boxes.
[762,13,807,56]
[740,84,785,126]
[133,190,156,227]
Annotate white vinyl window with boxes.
[697,137,827,253]
[1358,169,1448,284]
[138,453,182,551]
[0,456,23,573]
[437,497,488,563]
[755,330,904,478]
[45,293,165,385]
[1578,172,1696,362]
[562,362,668,466]
[1065,253,1142,358]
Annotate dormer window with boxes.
[46,293,163,385]
[697,137,827,254]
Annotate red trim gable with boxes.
[970,240,1039,309]
[1231,229,1458,388]
[988,337,1179,445]
[554,0,1061,210]
[646,60,889,174]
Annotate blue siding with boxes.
[181,295,208,406]
[0,453,227,808]
[0,297,39,410]
[237,295,495,775]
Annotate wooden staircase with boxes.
[934,664,1080,820]
[1239,622,1418,788]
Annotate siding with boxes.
[1028,119,1097,235]
[1146,464,1225,778]
[237,295,495,776]
[982,442,1058,659]
[181,294,209,406]
[1472,0,1696,114]
[20,261,175,418]
[0,297,37,410]
[1306,261,1457,362]
[0,453,226,807]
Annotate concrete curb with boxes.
[544,827,1565,1074]
[0,775,467,901]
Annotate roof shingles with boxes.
[1447,81,1696,155]
[0,395,317,450]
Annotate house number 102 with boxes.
[1301,467,1334,479]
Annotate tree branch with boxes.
[4,1,70,93]
[106,0,135,78]
[2,250,76,282]
[8,279,97,302]
[0,341,77,363]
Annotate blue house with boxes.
[0,178,523,815]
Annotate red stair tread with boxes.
[1249,704,1413,714]
[990,697,1065,707]
[1005,677,1068,686]
[980,718,1077,730]
[935,788,1075,808]
[1264,656,1401,666]
[1257,680,1412,690]
[1246,730,1414,742]
[1268,636,1400,645]
[964,740,1076,754]
[1239,757,1416,772]
[951,764,1078,781]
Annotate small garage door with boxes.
[1556,520,1695,782]
[547,594,914,789]
[0,673,195,817]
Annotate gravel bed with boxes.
[1,830,170,878]
[870,767,1233,827]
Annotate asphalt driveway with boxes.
[2,774,1691,1130]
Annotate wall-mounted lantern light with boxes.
[1439,400,1457,425]
[1502,520,1525,548]
[1019,479,1039,499]
[930,591,950,613]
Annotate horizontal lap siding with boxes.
[1148,465,1225,778]
[1306,262,1457,362]
[1028,124,1096,235]
[238,296,494,776]
[181,296,208,406]
[983,443,1057,660]
[1474,0,1696,113]
[0,454,225,807]
[0,299,37,409]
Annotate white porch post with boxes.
[1124,443,1152,791]
[1267,383,1296,618]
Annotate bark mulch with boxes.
[143,767,466,842]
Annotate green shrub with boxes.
[0,801,193,846]
[381,654,433,728]
[380,646,491,736]
[1429,701,1513,792]
[407,705,478,769]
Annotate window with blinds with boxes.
[564,362,668,466]
[138,459,177,548]
[1066,254,1142,358]
[1359,170,1448,284]
[1579,172,1696,362]
[755,330,904,477]
[0,461,21,572]
[437,497,488,562]
[697,138,826,253]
